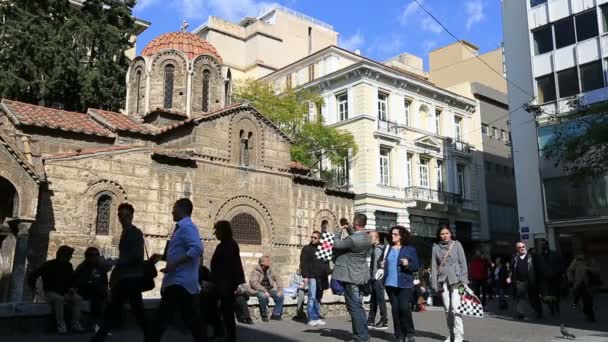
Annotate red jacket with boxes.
[469,257,489,281]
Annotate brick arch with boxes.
[229,111,265,167]
[191,55,223,113]
[213,196,273,245]
[148,50,188,112]
[0,167,38,219]
[313,209,338,233]
[83,180,127,239]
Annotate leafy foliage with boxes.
[541,101,608,180]
[0,0,136,112]
[233,79,357,168]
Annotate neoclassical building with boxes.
[0,32,353,302]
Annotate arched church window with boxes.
[230,213,261,245]
[202,69,210,112]
[239,130,254,167]
[135,70,142,114]
[95,194,112,235]
[225,69,232,105]
[164,64,175,109]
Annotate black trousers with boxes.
[150,285,208,342]
[220,294,237,342]
[470,280,488,307]
[514,281,543,317]
[200,290,222,338]
[386,286,415,339]
[576,284,595,320]
[234,295,252,321]
[91,279,149,342]
[368,279,388,324]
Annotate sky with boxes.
[132,0,504,70]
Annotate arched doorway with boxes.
[0,176,18,225]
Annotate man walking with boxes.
[332,213,372,342]
[150,198,206,342]
[250,255,284,321]
[91,203,154,342]
[507,241,543,320]
[535,239,563,316]
[367,231,388,329]
[300,230,330,327]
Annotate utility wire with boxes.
[413,0,536,101]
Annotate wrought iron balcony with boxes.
[377,119,399,135]
[404,186,465,206]
[452,140,473,154]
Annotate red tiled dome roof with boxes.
[141,32,222,62]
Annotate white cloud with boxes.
[133,0,160,12]
[134,0,279,23]
[422,40,438,52]
[465,0,485,31]
[368,35,404,58]
[339,31,365,52]
[399,0,421,24]
[421,16,441,34]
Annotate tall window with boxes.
[434,109,442,134]
[501,129,507,141]
[95,194,112,235]
[493,126,499,139]
[404,99,411,126]
[286,74,292,89]
[580,61,604,92]
[337,92,348,121]
[230,213,261,245]
[576,10,599,42]
[419,158,429,188]
[454,116,462,141]
[202,69,210,112]
[135,70,142,114]
[554,17,575,49]
[379,147,390,185]
[336,157,350,187]
[533,26,553,55]
[457,164,465,197]
[537,74,556,103]
[308,64,315,81]
[163,64,175,109]
[437,160,443,191]
[557,67,579,98]
[406,153,413,187]
[378,92,388,121]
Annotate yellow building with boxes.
[260,46,483,249]
[193,5,338,80]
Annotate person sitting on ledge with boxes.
[250,255,284,322]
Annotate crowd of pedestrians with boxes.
[25,206,602,342]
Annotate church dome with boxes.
[141,32,222,62]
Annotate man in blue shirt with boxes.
[150,198,206,342]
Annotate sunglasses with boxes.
[311,236,320,239]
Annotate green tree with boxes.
[234,79,357,169]
[541,101,608,180]
[0,0,136,111]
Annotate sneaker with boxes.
[316,319,326,326]
[56,322,67,334]
[270,315,282,321]
[244,318,254,325]
[374,321,388,330]
[367,321,375,328]
[262,316,269,322]
[308,320,320,327]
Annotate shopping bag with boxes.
[455,286,484,318]
[315,232,335,261]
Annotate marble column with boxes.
[8,219,33,302]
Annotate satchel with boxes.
[141,242,158,292]
[330,278,345,295]
[455,285,484,318]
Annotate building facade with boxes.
[429,41,519,255]
[0,32,353,302]
[503,0,608,274]
[193,5,339,80]
[260,46,484,259]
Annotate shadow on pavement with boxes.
[303,327,446,341]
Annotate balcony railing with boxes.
[453,141,473,154]
[377,119,399,135]
[404,186,466,206]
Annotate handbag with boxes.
[141,241,158,292]
[455,285,484,318]
[330,277,345,295]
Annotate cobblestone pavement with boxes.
[2,296,607,342]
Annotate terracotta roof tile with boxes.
[44,144,146,160]
[1,100,114,137]
[88,109,159,135]
[141,32,223,62]
[143,107,189,119]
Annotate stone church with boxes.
[0,32,354,302]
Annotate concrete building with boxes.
[429,41,519,255]
[503,0,608,270]
[0,32,353,302]
[193,5,338,80]
[260,46,484,258]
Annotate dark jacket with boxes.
[511,253,537,286]
[383,245,420,289]
[535,249,562,280]
[300,244,330,279]
[112,225,145,284]
[332,230,372,285]
[74,261,109,299]
[28,259,74,295]
[211,239,245,296]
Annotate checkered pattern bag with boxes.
[315,232,335,261]
[455,286,484,318]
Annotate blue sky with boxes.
[133,0,504,70]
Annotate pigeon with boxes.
[560,325,576,340]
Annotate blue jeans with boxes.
[307,278,322,321]
[343,282,369,342]
[256,289,284,318]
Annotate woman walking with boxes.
[211,220,246,342]
[567,254,600,322]
[383,225,420,342]
[431,225,468,342]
